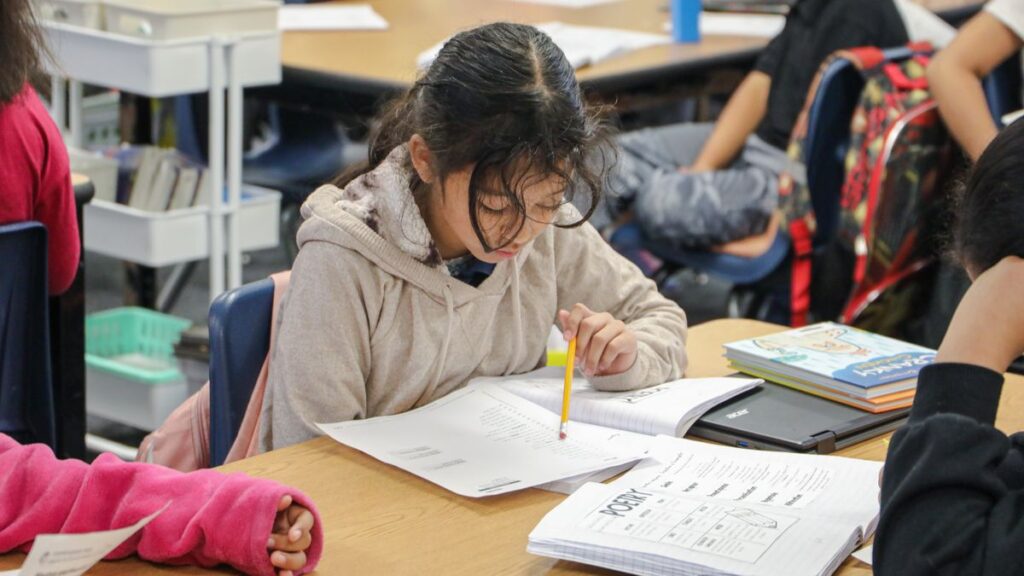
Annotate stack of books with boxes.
[105,145,209,212]
[725,322,935,413]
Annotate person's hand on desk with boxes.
[559,304,638,377]
[934,255,1024,374]
[268,495,316,576]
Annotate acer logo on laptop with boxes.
[725,408,750,420]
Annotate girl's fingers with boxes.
[271,550,307,571]
[563,303,593,341]
[598,332,632,373]
[277,494,293,512]
[268,531,312,553]
[287,508,315,542]
[557,309,571,336]
[586,322,623,375]
[574,313,607,369]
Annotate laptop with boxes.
[687,380,909,454]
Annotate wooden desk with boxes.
[282,0,982,96]
[283,0,764,96]
[3,318,1022,575]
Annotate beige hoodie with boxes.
[258,147,688,451]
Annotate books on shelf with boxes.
[315,370,761,497]
[103,145,211,212]
[725,322,935,413]
[168,166,200,210]
[528,435,882,576]
[126,146,163,210]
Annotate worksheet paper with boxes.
[698,12,786,37]
[278,5,389,31]
[1,504,167,576]
[473,367,760,437]
[537,429,654,494]
[529,436,882,576]
[617,438,839,510]
[1004,109,1024,126]
[316,387,649,497]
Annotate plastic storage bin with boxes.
[83,185,281,267]
[42,22,281,98]
[36,0,104,29]
[85,307,192,431]
[103,0,278,40]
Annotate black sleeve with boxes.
[874,363,1024,576]
[753,26,787,77]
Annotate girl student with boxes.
[0,0,79,294]
[259,22,689,450]
[874,118,1024,574]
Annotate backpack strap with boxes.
[846,46,886,70]
[788,218,814,327]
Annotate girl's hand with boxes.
[936,256,1024,373]
[558,303,638,376]
[267,495,315,576]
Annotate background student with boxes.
[596,0,953,252]
[259,22,688,451]
[0,433,322,576]
[929,0,1024,161]
[0,0,80,294]
[874,119,1024,575]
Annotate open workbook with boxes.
[472,367,760,437]
[477,369,761,493]
[529,436,882,576]
[316,372,760,498]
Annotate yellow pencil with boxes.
[560,338,577,440]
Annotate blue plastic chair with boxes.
[208,278,274,466]
[0,222,55,449]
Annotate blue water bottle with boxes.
[671,0,701,43]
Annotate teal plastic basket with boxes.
[85,307,193,384]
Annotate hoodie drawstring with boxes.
[508,263,524,373]
[426,284,456,397]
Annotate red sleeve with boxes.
[0,434,324,576]
[33,105,79,296]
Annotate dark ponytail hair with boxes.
[336,22,615,251]
[952,118,1024,275]
[1,0,46,105]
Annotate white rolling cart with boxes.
[43,0,282,303]
[40,1,282,457]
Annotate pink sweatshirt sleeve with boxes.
[0,435,323,576]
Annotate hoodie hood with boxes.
[297,145,537,306]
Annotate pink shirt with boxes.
[0,434,323,575]
[0,83,79,295]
